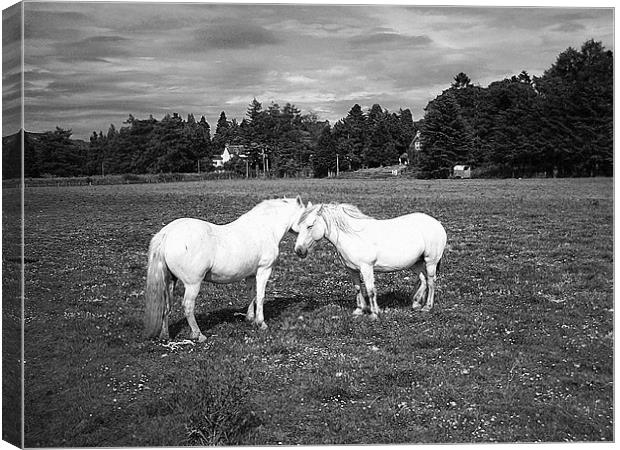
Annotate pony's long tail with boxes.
[144,230,171,339]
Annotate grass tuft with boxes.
[180,361,261,446]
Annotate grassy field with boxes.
[7,177,613,445]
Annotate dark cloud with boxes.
[50,34,131,63]
[550,21,586,33]
[464,7,609,32]
[348,32,432,49]
[3,4,22,71]
[23,8,90,40]
[25,69,156,100]
[196,23,282,50]
[3,84,21,103]
[3,71,21,88]
[2,3,22,45]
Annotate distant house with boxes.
[408,130,422,163]
[453,164,472,179]
[226,144,247,158]
[411,130,422,152]
[212,154,224,168]
[212,147,231,168]
[212,143,247,168]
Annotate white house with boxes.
[212,144,248,168]
[212,146,232,168]
[453,164,472,179]
[407,130,422,164]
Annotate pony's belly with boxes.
[374,257,419,272]
[374,245,423,272]
[204,271,249,284]
[206,257,258,283]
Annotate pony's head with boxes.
[287,195,307,233]
[293,202,325,258]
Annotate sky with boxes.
[1,1,615,140]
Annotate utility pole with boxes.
[336,153,339,177]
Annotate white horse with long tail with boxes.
[293,203,447,318]
[144,196,306,342]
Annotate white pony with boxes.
[294,203,447,318]
[144,197,306,342]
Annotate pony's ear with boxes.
[307,201,313,208]
[296,195,303,206]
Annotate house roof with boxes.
[226,144,246,155]
[453,165,470,170]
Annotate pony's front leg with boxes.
[360,264,380,320]
[348,269,367,316]
[254,266,273,330]
[183,283,207,342]
[412,272,427,310]
[245,276,257,322]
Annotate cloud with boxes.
[550,22,586,33]
[195,22,282,50]
[50,35,131,63]
[5,3,614,139]
[2,3,21,45]
[23,8,90,40]
[348,31,432,49]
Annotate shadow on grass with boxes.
[169,295,318,339]
[377,291,413,309]
[167,288,431,339]
[319,287,417,313]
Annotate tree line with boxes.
[417,39,613,178]
[2,39,612,179]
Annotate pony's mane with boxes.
[254,197,297,210]
[309,203,372,234]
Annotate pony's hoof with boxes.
[411,303,422,310]
[191,333,208,342]
[421,306,432,313]
[258,322,268,330]
[369,313,379,321]
[352,308,364,316]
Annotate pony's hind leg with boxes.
[348,269,367,316]
[182,283,207,342]
[421,262,438,312]
[160,279,175,340]
[412,272,427,310]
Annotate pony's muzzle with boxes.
[295,246,308,258]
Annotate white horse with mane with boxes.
[144,196,306,342]
[293,203,447,318]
